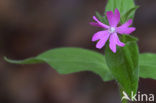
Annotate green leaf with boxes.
[139,53,156,80]
[5,49,156,82]
[4,57,44,64]
[105,35,139,96]
[123,6,139,22]
[105,0,137,23]
[5,48,113,81]
[106,0,135,15]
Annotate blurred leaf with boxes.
[105,35,139,96]
[122,6,139,23]
[105,0,137,23]
[105,0,135,15]
[139,53,156,80]
[5,48,113,81]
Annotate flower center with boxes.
[109,27,116,33]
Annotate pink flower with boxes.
[90,8,136,53]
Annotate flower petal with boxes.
[90,22,103,28]
[106,11,114,26]
[116,19,136,34]
[92,31,103,41]
[109,34,117,53]
[109,33,125,53]
[117,27,136,34]
[114,8,120,26]
[96,39,105,49]
[106,8,120,27]
[92,30,110,49]
[92,30,110,41]
[114,33,125,47]
[121,19,133,27]
[96,35,110,49]
[93,16,109,29]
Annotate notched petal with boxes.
[92,30,110,49]
[106,8,120,27]
[92,16,109,29]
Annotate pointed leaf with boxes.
[5,48,113,81]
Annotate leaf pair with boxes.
[4,0,156,100]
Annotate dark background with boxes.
[0,0,156,103]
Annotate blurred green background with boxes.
[0,0,156,103]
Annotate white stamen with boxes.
[109,27,116,33]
